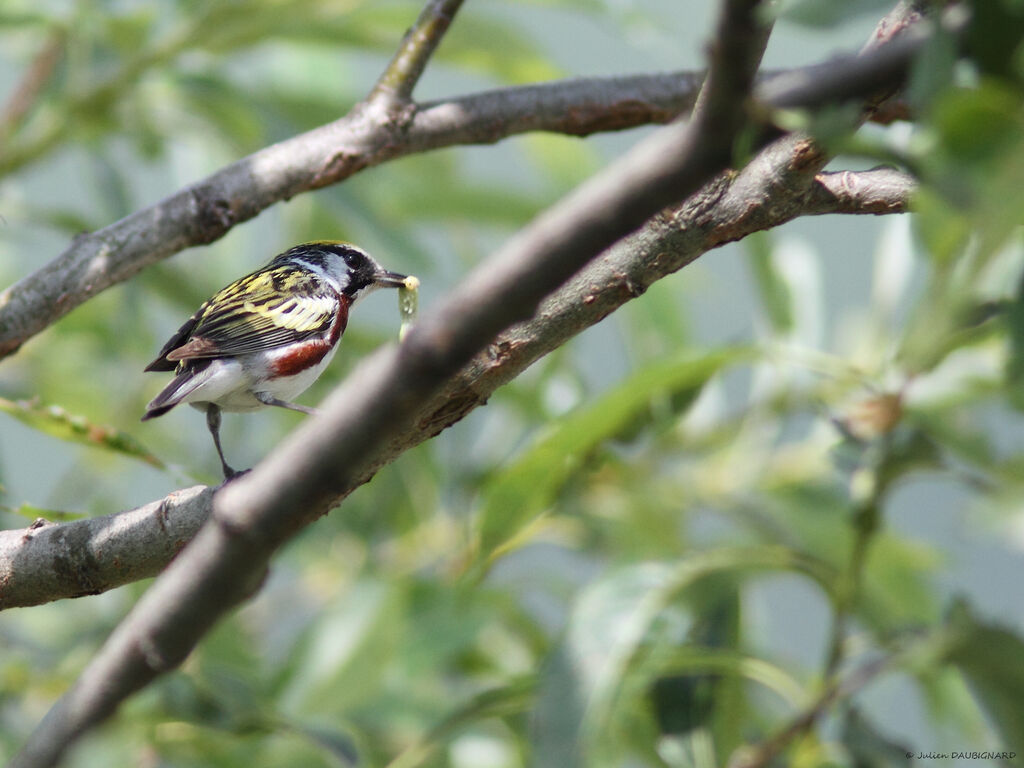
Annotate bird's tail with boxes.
[141,369,205,421]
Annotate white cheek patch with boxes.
[349,282,383,306]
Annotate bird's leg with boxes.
[205,404,240,479]
[254,391,319,416]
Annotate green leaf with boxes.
[102,10,156,56]
[647,647,806,724]
[174,74,268,150]
[648,575,746,757]
[475,347,753,565]
[285,723,361,766]
[931,84,1022,167]
[861,532,942,629]
[907,23,959,110]
[0,397,165,469]
[910,188,971,268]
[944,601,1024,752]
[277,580,402,715]
[964,0,1024,79]
[543,547,834,756]
[1008,276,1024,410]
[386,677,536,768]
[652,647,806,720]
[746,232,794,334]
[840,707,913,767]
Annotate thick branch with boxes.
[412,70,703,140]
[0,487,212,609]
[7,3,770,764]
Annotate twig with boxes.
[805,167,915,215]
[0,30,64,142]
[727,653,893,768]
[369,0,465,107]
[759,3,967,113]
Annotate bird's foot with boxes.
[222,466,251,482]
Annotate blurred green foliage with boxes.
[1,0,1024,767]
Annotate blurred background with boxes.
[1,1,1023,766]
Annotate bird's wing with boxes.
[147,266,342,367]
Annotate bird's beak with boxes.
[374,269,408,288]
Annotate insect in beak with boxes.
[374,269,409,288]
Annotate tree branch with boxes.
[369,0,465,107]
[7,1,772,763]
[0,29,64,144]
[760,2,966,114]
[805,167,915,215]
[727,653,894,768]
[411,70,703,141]
[0,486,212,609]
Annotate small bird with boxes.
[142,241,408,478]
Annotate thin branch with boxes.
[369,0,465,107]
[412,70,703,141]
[7,2,771,764]
[759,4,967,113]
[0,12,216,179]
[691,0,773,121]
[0,29,64,143]
[727,653,894,768]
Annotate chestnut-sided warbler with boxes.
[142,241,407,478]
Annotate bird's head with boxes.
[281,241,408,305]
